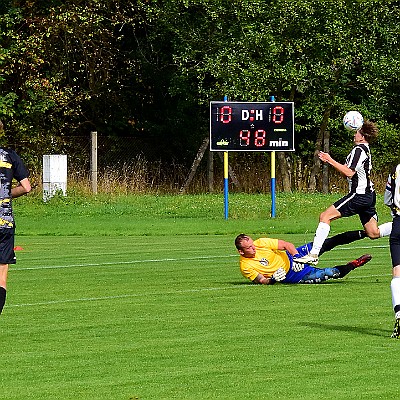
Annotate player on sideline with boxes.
[0,120,31,315]
[295,120,392,266]
[235,232,371,285]
[384,164,400,338]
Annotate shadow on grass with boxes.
[299,321,390,337]
[228,280,354,287]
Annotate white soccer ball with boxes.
[343,111,364,131]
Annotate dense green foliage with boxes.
[1,1,400,189]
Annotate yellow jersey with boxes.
[239,238,290,282]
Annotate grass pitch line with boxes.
[12,254,237,271]
[7,286,241,308]
[7,272,392,309]
[12,242,387,271]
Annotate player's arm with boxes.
[253,273,274,285]
[318,151,355,178]
[277,239,298,256]
[253,268,287,285]
[11,177,31,198]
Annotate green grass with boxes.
[0,193,396,399]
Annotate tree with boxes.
[0,0,399,191]
[146,0,400,190]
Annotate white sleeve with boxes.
[384,174,393,208]
[386,165,400,215]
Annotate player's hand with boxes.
[292,261,304,272]
[272,267,286,282]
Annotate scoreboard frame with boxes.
[210,101,294,152]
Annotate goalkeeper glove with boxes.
[272,267,286,282]
[292,261,305,272]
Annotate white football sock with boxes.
[310,222,331,256]
[379,222,392,237]
[391,277,400,315]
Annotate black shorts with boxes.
[390,216,400,267]
[333,192,377,226]
[0,229,16,264]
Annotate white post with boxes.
[91,131,98,194]
[43,155,67,201]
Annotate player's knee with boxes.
[365,224,380,239]
[319,211,330,223]
[363,224,379,239]
[366,230,380,239]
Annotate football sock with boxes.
[391,277,400,316]
[379,222,392,237]
[0,287,6,315]
[320,230,366,256]
[335,264,353,278]
[310,222,331,256]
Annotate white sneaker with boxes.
[294,253,319,265]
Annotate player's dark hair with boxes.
[235,234,250,250]
[359,120,378,143]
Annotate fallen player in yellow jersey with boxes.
[235,231,371,284]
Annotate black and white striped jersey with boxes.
[345,143,374,194]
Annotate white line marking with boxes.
[7,273,392,309]
[12,243,389,271]
[7,286,230,308]
[12,254,237,271]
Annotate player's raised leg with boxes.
[296,205,341,265]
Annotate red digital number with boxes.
[239,130,250,146]
[272,106,284,124]
[219,106,232,124]
[240,130,267,147]
[255,130,266,146]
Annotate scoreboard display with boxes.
[210,101,294,151]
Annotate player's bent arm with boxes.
[253,273,274,285]
[330,160,355,178]
[277,240,298,256]
[11,178,31,198]
[319,151,355,178]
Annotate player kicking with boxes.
[295,121,391,266]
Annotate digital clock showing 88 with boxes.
[209,101,294,152]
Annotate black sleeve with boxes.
[10,150,29,182]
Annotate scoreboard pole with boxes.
[224,151,229,220]
[271,151,276,218]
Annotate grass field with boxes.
[0,193,397,399]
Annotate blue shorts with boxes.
[283,242,340,284]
